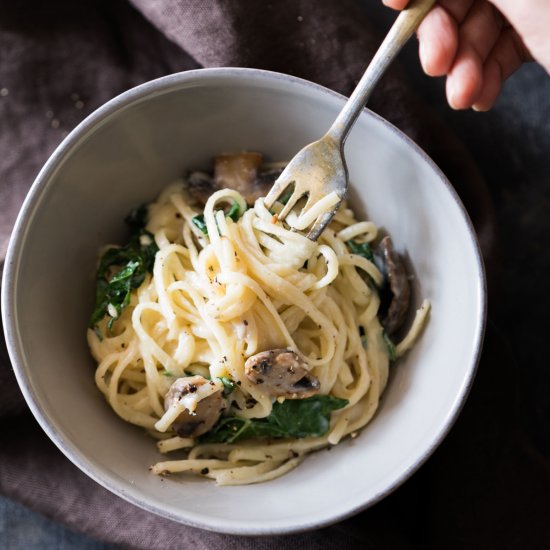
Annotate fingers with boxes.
[445,1,506,108]
[382,0,474,18]
[386,0,473,78]
[436,0,475,24]
[472,27,530,111]
[382,0,409,9]
[383,0,531,110]
[458,0,505,61]
[417,6,459,76]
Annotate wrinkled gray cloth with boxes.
[1,0,549,548]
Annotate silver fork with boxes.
[264,0,436,240]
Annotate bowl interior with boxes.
[3,69,485,534]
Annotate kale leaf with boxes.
[226,201,242,222]
[278,188,294,205]
[348,239,383,294]
[191,200,245,235]
[90,207,158,335]
[199,395,348,444]
[382,330,397,362]
[218,376,236,397]
[347,239,374,262]
[191,214,208,234]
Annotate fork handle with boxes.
[326,0,436,144]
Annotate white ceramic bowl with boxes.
[2,68,485,535]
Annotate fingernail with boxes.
[447,82,459,110]
[419,40,425,63]
[419,41,433,76]
[472,103,489,113]
[447,86,458,111]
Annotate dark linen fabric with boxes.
[1,0,549,548]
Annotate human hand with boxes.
[383,0,550,111]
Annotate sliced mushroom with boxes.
[214,151,262,199]
[185,153,285,206]
[377,236,411,335]
[244,349,320,399]
[186,171,215,205]
[164,376,225,438]
[252,167,285,202]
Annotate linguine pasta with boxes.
[87,159,430,486]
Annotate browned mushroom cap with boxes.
[214,152,262,201]
[164,376,225,438]
[251,166,284,201]
[378,236,411,335]
[244,349,320,399]
[186,171,215,205]
[186,153,285,206]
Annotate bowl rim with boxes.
[1,67,487,535]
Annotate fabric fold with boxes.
[3,1,547,549]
